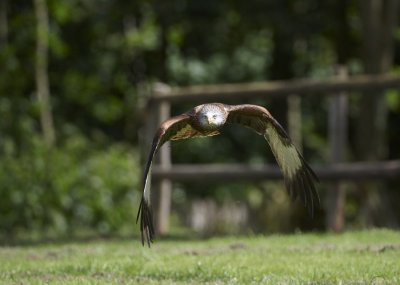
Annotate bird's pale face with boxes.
[197,105,227,130]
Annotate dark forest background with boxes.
[1,0,400,239]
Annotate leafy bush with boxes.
[0,132,140,238]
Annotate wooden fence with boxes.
[140,72,400,235]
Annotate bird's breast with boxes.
[195,121,221,132]
[193,116,219,132]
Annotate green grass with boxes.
[1,230,399,284]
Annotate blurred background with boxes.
[1,0,400,241]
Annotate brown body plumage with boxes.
[137,103,319,246]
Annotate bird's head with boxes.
[196,104,227,130]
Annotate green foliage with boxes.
[2,0,400,237]
[168,31,273,85]
[0,132,140,238]
[0,230,399,284]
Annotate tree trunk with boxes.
[0,0,7,46]
[34,0,55,147]
[357,0,399,227]
[335,0,351,64]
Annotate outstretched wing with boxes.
[137,112,219,246]
[224,104,320,216]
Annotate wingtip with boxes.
[303,166,320,218]
[137,197,155,247]
[288,164,320,218]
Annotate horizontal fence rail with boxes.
[143,72,400,233]
[152,74,400,103]
[152,160,400,183]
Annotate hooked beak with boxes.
[207,116,214,125]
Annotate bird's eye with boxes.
[213,114,217,119]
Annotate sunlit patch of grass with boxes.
[1,229,399,284]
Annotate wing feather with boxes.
[137,111,219,246]
[224,104,320,215]
[137,114,193,246]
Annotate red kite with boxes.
[137,103,319,246]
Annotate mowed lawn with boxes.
[1,230,399,284]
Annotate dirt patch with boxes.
[183,242,248,256]
[286,243,400,253]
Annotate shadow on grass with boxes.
[0,227,328,247]
[0,231,209,247]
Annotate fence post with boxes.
[140,84,173,236]
[287,94,302,152]
[326,66,348,231]
[155,101,172,235]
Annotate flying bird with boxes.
[137,103,319,246]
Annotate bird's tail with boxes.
[136,197,155,247]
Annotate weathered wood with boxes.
[151,160,400,183]
[151,74,400,103]
[140,102,158,217]
[155,101,172,235]
[326,66,348,232]
[287,95,302,152]
[141,101,173,236]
